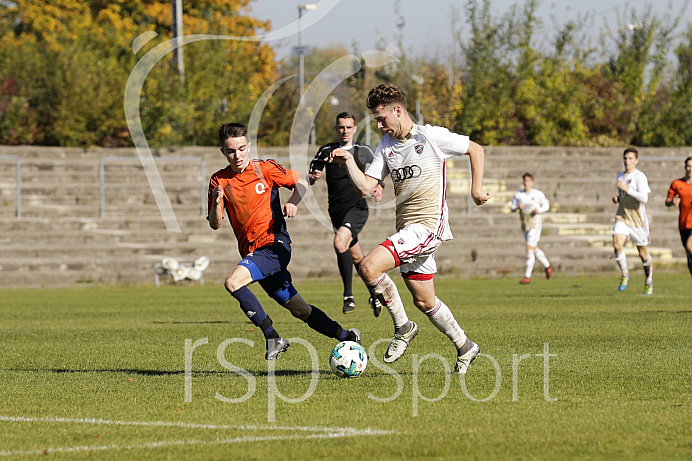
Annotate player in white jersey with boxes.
[611,147,653,295]
[509,173,553,284]
[329,83,490,374]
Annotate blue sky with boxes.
[248,0,692,60]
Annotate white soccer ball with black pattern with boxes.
[329,340,367,378]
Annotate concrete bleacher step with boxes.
[543,213,588,224]
[1,145,689,286]
[556,223,613,236]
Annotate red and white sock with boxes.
[643,255,653,285]
[368,273,408,329]
[525,249,536,278]
[535,248,550,268]
[425,298,466,349]
[615,251,629,277]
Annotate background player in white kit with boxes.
[509,173,553,284]
[329,83,490,374]
[611,147,653,295]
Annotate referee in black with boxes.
[309,112,384,315]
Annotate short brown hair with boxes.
[522,172,534,181]
[623,146,639,158]
[335,112,356,125]
[218,122,247,145]
[366,83,407,110]
[685,156,692,166]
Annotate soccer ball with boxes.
[329,341,367,378]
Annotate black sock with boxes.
[337,250,354,298]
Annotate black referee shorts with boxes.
[328,203,369,246]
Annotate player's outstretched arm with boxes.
[284,178,308,218]
[466,141,490,205]
[329,148,379,197]
[208,186,224,230]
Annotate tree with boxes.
[0,0,277,146]
[455,0,524,145]
[636,24,692,146]
[604,3,682,144]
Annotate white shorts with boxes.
[612,221,651,247]
[523,227,542,247]
[382,223,441,276]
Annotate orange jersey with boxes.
[208,159,299,257]
[667,178,692,229]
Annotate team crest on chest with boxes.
[414,143,424,154]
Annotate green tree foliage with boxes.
[450,0,690,146]
[0,0,276,146]
[635,23,692,146]
[456,0,520,144]
[669,24,692,145]
[1,0,691,147]
[286,0,690,149]
[601,5,682,145]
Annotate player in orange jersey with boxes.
[208,123,360,360]
[665,156,692,278]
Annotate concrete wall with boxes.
[0,145,689,287]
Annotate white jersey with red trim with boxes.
[365,124,470,240]
[509,188,550,232]
[615,169,650,228]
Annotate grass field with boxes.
[1,274,691,459]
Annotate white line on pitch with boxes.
[0,414,397,456]
[0,431,381,457]
[0,415,393,435]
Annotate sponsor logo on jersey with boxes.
[255,182,266,194]
[414,143,424,154]
[391,165,422,183]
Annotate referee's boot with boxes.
[342,296,355,314]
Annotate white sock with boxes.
[643,256,653,285]
[369,273,408,329]
[535,248,550,268]
[425,298,466,350]
[525,250,536,278]
[615,251,629,276]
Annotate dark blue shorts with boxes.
[238,240,296,303]
[681,228,692,248]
